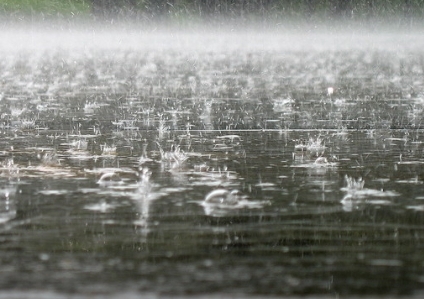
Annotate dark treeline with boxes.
[90,0,424,21]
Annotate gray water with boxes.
[0,29,424,297]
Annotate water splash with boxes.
[101,144,117,156]
[157,143,188,166]
[344,175,365,191]
[97,172,123,187]
[341,175,399,212]
[201,188,270,217]
[0,184,17,224]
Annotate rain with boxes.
[0,1,424,298]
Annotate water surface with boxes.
[0,30,423,297]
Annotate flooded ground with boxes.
[0,29,424,297]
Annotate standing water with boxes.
[0,28,423,298]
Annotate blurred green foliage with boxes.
[96,0,424,18]
[0,0,90,17]
[1,0,424,23]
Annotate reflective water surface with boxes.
[0,30,424,297]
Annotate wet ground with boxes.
[0,29,423,297]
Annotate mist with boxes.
[1,0,423,53]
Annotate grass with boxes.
[1,0,423,25]
[0,0,90,18]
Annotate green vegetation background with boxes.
[0,0,90,17]
[1,0,423,26]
